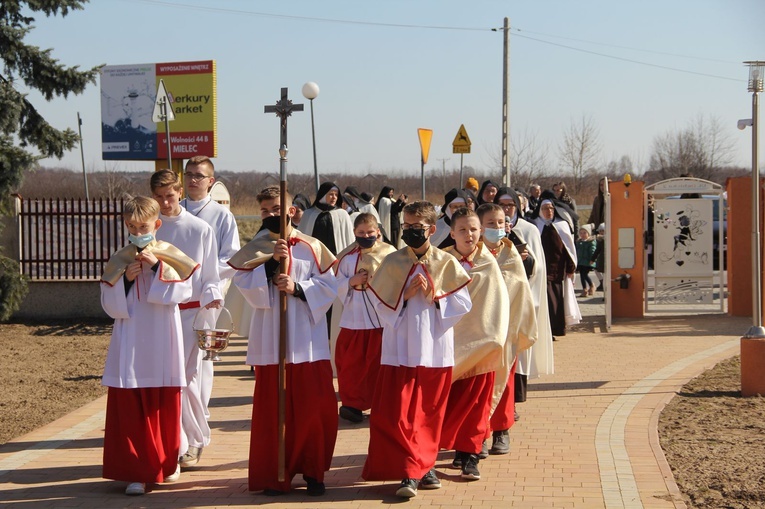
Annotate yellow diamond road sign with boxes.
[452,124,471,154]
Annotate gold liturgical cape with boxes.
[228,227,336,273]
[101,240,198,286]
[335,241,397,289]
[367,245,471,310]
[489,238,538,414]
[443,243,509,382]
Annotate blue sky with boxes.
[27,0,765,179]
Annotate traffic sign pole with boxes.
[162,98,173,171]
[459,153,464,189]
[417,128,433,200]
[152,79,176,172]
[452,124,471,188]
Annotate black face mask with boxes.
[261,215,281,234]
[356,236,377,249]
[401,229,429,249]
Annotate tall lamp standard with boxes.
[302,82,320,194]
[744,61,765,339]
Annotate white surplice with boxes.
[182,196,240,283]
[335,250,385,331]
[101,265,191,389]
[233,237,340,366]
[372,264,472,368]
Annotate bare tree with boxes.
[604,155,634,179]
[558,114,601,193]
[509,127,550,191]
[90,162,136,199]
[648,114,735,180]
[487,128,550,190]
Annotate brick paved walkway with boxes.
[0,311,747,508]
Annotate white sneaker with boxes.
[125,482,145,496]
[179,446,202,468]
[163,463,181,483]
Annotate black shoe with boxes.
[302,475,326,496]
[514,410,520,422]
[420,469,441,489]
[597,283,604,291]
[461,453,481,480]
[339,405,364,423]
[451,451,463,469]
[396,478,418,498]
[490,429,510,455]
[478,440,489,459]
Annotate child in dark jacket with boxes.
[575,225,597,297]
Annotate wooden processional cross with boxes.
[263,88,303,482]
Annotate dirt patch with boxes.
[658,356,765,508]
[0,319,111,445]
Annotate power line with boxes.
[119,0,490,31]
[509,27,739,65]
[120,0,742,82]
[507,31,742,83]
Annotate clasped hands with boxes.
[125,251,159,282]
[404,273,431,301]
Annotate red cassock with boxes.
[490,358,518,433]
[335,327,383,411]
[440,372,495,454]
[362,365,451,480]
[102,387,181,483]
[248,361,338,493]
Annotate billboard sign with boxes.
[100,60,216,160]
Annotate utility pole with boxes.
[501,17,511,187]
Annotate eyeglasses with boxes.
[401,223,430,231]
[184,172,211,181]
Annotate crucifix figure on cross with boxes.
[264,87,304,151]
[263,87,303,484]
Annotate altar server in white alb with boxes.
[333,212,396,423]
[180,156,240,421]
[363,201,472,499]
[181,156,240,293]
[229,186,339,496]
[150,169,223,470]
[100,196,197,496]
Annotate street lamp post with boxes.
[744,61,765,339]
[302,82,320,194]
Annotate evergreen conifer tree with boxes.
[0,0,101,320]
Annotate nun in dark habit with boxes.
[299,182,355,255]
[477,179,501,205]
[528,191,581,338]
[431,188,472,249]
[375,186,407,247]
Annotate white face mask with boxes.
[483,227,506,243]
[128,233,154,248]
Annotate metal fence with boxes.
[17,197,126,280]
